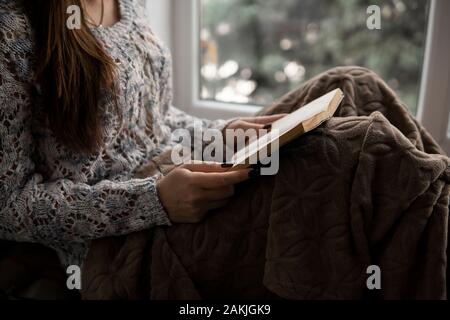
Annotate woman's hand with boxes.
[225,114,287,132]
[156,162,251,224]
[224,114,287,151]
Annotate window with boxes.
[171,0,450,153]
[198,0,430,114]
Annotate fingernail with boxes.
[248,168,260,178]
[221,163,233,168]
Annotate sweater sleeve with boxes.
[0,16,171,247]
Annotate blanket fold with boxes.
[81,67,450,300]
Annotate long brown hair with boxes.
[27,0,118,154]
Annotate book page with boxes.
[231,130,278,165]
[270,90,337,134]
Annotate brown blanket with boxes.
[81,67,450,300]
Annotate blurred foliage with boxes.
[200,0,430,113]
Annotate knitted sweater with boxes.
[0,0,227,267]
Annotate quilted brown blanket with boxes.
[81,67,450,300]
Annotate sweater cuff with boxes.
[134,175,172,228]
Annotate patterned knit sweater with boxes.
[0,0,227,267]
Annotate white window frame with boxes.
[170,0,450,153]
[145,0,173,50]
[172,0,261,120]
[417,0,450,153]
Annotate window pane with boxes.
[199,0,430,114]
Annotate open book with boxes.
[229,88,344,170]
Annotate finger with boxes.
[182,161,230,173]
[229,120,265,131]
[233,121,271,142]
[229,121,265,142]
[244,114,287,125]
[192,169,250,189]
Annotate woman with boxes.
[0,0,282,267]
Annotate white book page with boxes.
[271,90,337,134]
